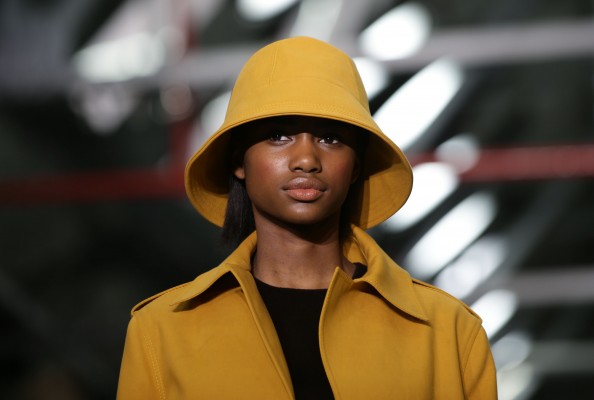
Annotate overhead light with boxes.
[187,91,232,155]
[404,191,497,279]
[471,289,518,338]
[373,58,464,151]
[492,332,533,372]
[359,2,431,60]
[201,91,231,136]
[289,0,343,41]
[237,0,299,21]
[160,84,194,119]
[72,85,136,134]
[384,162,459,232]
[497,363,536,400]
[435,134,480,173]
[434,235,507,299]
[74,32,165,83]
[353,57,389,99]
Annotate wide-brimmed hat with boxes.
[185,36,412,230]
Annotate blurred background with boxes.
[1,0,593,399]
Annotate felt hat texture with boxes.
[185,36,413,230]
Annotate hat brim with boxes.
[185,77,412,230]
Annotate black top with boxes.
[255,264,366,400]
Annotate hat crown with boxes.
[226,37,370,122]
[221,37,371,130]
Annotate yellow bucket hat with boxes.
[185,36,412,230]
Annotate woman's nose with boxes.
[288,134,321,173]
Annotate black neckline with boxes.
[253,263,367,291]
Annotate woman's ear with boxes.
[234,164,246,180]
[232,149,246,180]
[230,134,246,180]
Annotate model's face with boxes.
[234,116,361,230]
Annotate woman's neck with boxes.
[251,221,354,289]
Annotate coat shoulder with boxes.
[130,282,191,316]
[411,278,482,323]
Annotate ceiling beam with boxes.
[501,266,594,306]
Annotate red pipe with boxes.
[1,143,594,206]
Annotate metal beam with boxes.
[377,18,594,72]
[501,267,594,306]
[172,18,594,88]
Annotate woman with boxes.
[117,37,497,399]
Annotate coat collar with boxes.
[169,231,258,305]
[170,227,428,322]
[344,226,428,321]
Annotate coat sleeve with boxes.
[463,325,498,400]
[116,315,164,400]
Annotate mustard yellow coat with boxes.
[117,227,497,399]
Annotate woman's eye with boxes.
[320,135,340,144]
[268,131,290,142]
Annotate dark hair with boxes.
[221,120,369,247]
[221,175,255,246]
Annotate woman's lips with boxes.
[286,188,323,201]
[284,178,326,201]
